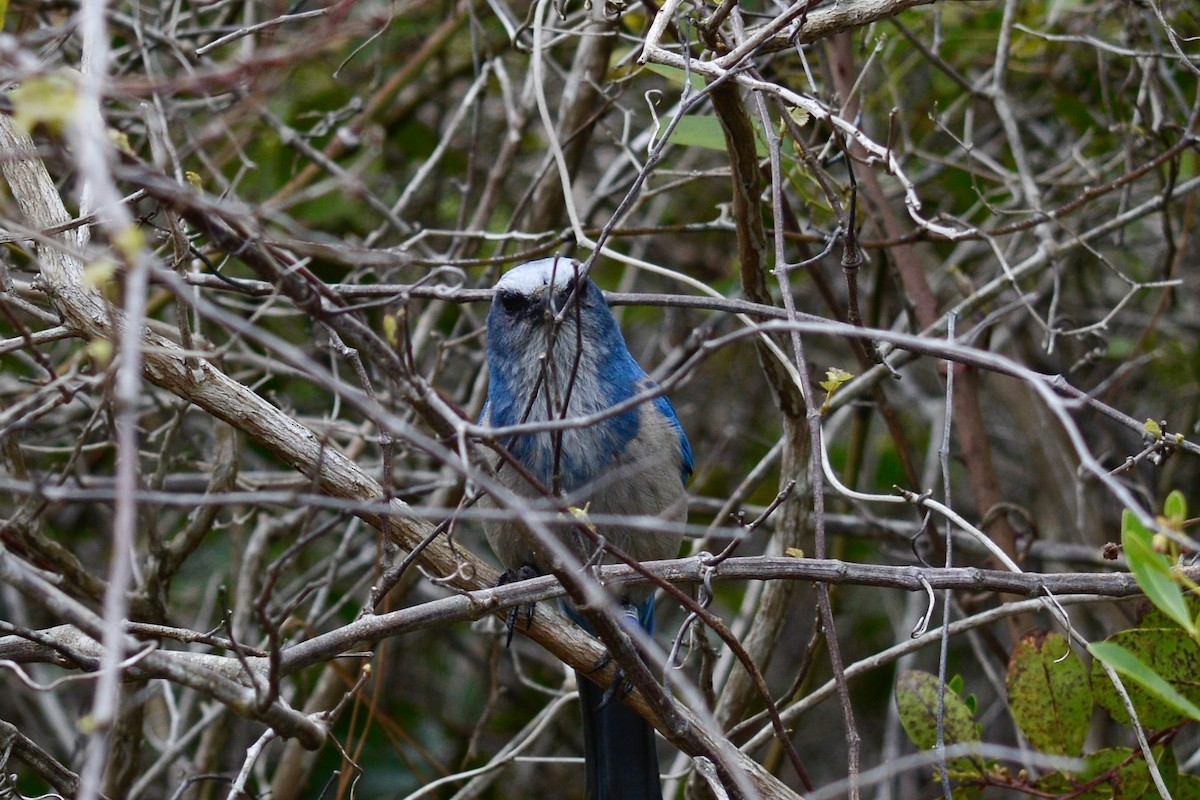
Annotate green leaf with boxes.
[1163,490,1187,528]
[1035,747,1156,800]
[895,670,985,777]
[1090,635,1200,727]
[10,69,81,134]
[896,670,981,749]
[1173,774,1200,800]
[1006,630,1092,756]
[1123,509,1196,635]
[642,62,706,90]
[662,115,729,153]
[1138,593,1200,631]
[819,367,854,394]
[1147,743,1180,797]
[1080,747,1151,800]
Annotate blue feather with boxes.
[482,258,692,800]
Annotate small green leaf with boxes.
[1163,490,1187,528]
[382,313,400,347]
[82,259,117,291]
[642,62,706,90]
[1123,509,1195,635]
[85,337,113,366]
[819,367,854,394]
[1006,630,1092,756]
[895,670,984,776]
[662,115,729,153]
[1090,636,1200,727]
[1034,746,1156,800]
[819,368,854,413]
[11,69,81,134]
[787,106,810,128]
[1144,419,1162,439]
[112,223,146,262]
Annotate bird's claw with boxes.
[586,652,634,709]
[497,565,540,646]
[582,602,646,707]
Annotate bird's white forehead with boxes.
[494,258,582,295]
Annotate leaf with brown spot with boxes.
[1006,630,1092,756]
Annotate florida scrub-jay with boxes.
[481,257,692,800]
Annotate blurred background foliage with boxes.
[0,0,1197,797]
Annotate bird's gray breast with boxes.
[482,393,686,578]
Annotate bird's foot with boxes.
[585,603,643,708]
[497,564,540,647]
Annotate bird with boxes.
[480,256,693,800]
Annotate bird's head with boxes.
[483,257,692,489]
[487,256,604,338]
[485,257,643,423]
[486,257,628,373]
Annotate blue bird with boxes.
[481,257,693,800]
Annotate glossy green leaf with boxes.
[1123,509,1196,635]
[1090,634,1200,727]
[1006,631,1092,756]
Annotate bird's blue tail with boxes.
[578,673,663,800]
[564,599,663,798]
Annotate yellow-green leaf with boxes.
[382,313,399,347]
[819,367,854,394]
[11,69,81,134]
[642,62,706,90]
[1163,490,1187,529]
[895,670,984,776]
[112,224,146,262]
[85,338,113,366]
[1006,630,1091,756]
[82,260,117,291]
[663,115,733,153]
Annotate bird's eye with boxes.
[498,291,527,315]
[556,277,586,309]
